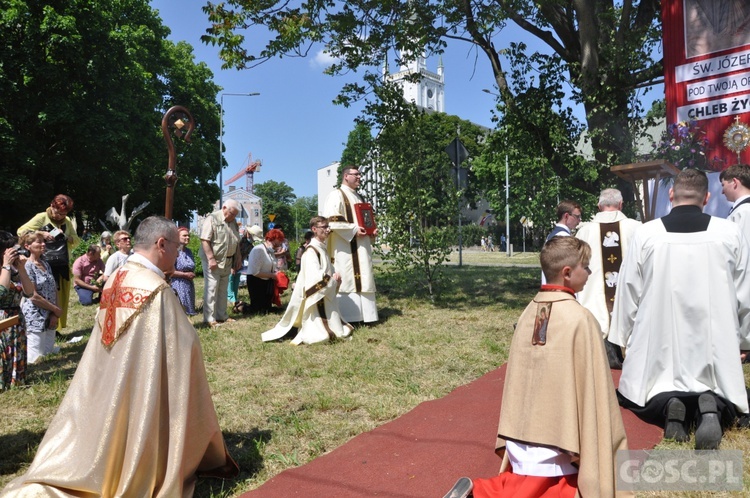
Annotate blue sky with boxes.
[151,2,662,201]
[151,1,504,200]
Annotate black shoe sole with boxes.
[695,394,722,450]
[664,398,689,442]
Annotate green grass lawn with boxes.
[2,259,749,497]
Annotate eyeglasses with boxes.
[315,225,330,230]
[346,172,361,177]
[117,237,131,242]
[568,213,582,220]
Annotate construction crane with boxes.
[224,152,262,194]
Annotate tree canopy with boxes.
[0,0,222,231]
[340,121,375,184]
[359,81,488,295]
[254,179,296,231]
[202,0,662,170]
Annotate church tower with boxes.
[386,49,445,112]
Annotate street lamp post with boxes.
[219,92,260,206]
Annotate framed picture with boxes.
[354,203,377,235]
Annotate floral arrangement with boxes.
[91,270,104,289]
[652,120,723,171]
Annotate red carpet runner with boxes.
[240,365,662,497]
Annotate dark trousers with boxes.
[617,390,740,429]
[247,275,273,313]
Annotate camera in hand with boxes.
[13,245,30,257]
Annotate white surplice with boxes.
[323,185,378,323]
[609,216,750,413]
[728,195,750,235]
[262,238,353,344]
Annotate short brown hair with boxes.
[555,200,582,222]
[719,164,750,189]
[309,216,328,230]
[540,237,591,282]
[672,168,708,204]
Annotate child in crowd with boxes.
[444,237,630,498]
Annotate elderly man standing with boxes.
[2,216,238,497]
[199,199,242,327]
[324,166,378,324]
[575,188,640,368]
[610,169,750,450]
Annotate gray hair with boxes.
[133,216,177,249]
[598,188,623,207]
[223,199,241,214]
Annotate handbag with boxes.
[40,223,69,268]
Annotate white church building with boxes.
[317,51,492,225]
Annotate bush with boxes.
[71,235,100,261]
[457,224,486,247]
[187,232,203,276]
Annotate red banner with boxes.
[663,0,750,167]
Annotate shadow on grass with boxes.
[378,265,539,310]
[194,428,273,498]
[26,328,91,384]
[0,429,44,477]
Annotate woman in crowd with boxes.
[246,228,284,313]
[17,194,80,331]
[20,231,61,363]
[99,231,114,263]
[227,227,248,306]
[170,227,197,316]
[0,231,34,389]
[273,224,291,272]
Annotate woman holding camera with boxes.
[0,231,34,389]
[17,194,80,331]
[21,231,61,363]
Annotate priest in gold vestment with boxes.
[2,217,238,497]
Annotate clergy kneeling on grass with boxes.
[2,216,238,497]
[262,216,353,345]
[443,237,631,498]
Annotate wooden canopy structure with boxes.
[611,160,680,222]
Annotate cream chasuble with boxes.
[575,211,640,336]
[3,259,238,497]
